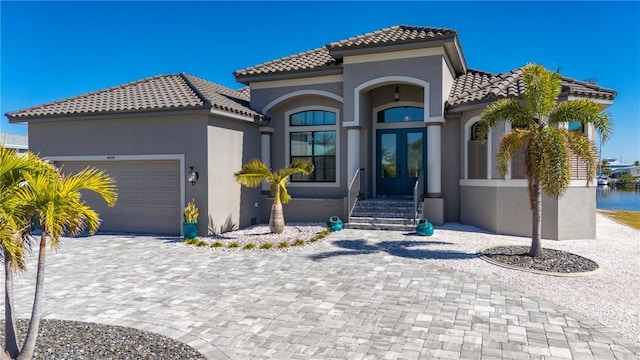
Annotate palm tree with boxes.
[11,166,117,359]
[479,64,611,257]
[234,159,314,234]
[0,147,54,358]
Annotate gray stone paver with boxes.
[2,229,639,359]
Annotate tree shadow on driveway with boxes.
[309,239,477,261]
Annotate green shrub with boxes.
[259,242,273,250]
[243,243,256,250]
[292,239,305,246]
[228,242,240,248]
[211,241,224,248]
[278,241,289,248]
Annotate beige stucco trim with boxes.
[459,179,595,188]
[343,47,445,65]
[45,154,186,235]
[284,105,341,188]
[262,90,344,114]
[250,74,344,90]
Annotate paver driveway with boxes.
[3,230,639,359]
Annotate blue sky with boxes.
[2,1,639,162]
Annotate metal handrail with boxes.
[347,168,363,222]
[413,169,424,225]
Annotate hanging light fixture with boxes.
[187,166,199,185]
[394,86,400,102]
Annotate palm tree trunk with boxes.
[16,231,47,360]
[269,203,285,234]
[4,249,19,358]
[530,180,543,257]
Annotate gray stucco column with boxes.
[346,127,361,186]
[423,122,445,225]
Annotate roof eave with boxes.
[6,105,212,123]
[235,67,343,85]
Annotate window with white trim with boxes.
[289,110,337,182]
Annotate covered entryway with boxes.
[55,159,182,235]
[376,128,426,196]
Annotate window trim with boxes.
[285,106,340,188]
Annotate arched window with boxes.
[467,121,488,179]
[377,106,423,123]
[288,109,337,182]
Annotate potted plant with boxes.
[183,199,199,239]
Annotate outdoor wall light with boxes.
[394,86,400,102]
[188,166,199,185]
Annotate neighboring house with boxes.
[6,25,616,239]
[1,132,28,153]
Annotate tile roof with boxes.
[326,25,457,51]
[234,47,339,78]
[1,133,28,149]
[447,67,616,108]
[234,25,460,80]
[6,73,263,121]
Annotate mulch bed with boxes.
[480,246,599,274]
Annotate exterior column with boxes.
[426,123,442,197]
[260,127,274,191]
[347,127,361,186]
[423,122,445,225]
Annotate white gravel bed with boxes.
[390,212,640,345]
[182,222,330,251]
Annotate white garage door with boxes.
[57,160,181,235]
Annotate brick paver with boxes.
[2,230,639,359]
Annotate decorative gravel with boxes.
[0,319,205,359]
[183,222,331,250]
[480,245,599,273]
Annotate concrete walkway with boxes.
[3,230,640,360]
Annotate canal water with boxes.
[596,185,640,211]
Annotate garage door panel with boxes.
[58,160,180,235]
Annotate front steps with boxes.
[345,198,421,232]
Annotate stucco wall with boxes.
[207,116,262,234]
[460,182,596,240]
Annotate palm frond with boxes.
[536,127,570,199]
[496,129,530,177]
[565,131,598,184]
[522,64,562,118]
[281,160,314,178]
[479,99,529,140]
[549,99,612,143]
[234,159,271,187]
[62,167,118,207]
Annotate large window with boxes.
[289,110,337,182]
[377,106,423,123]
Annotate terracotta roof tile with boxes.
[235,25,458,79]
[234,47,338,77]
[447,67,616,108]
[327,25,456,50]
[6,74,263,121]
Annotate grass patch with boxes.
[309,229,331,242]
[182,238,208,247]
[243,243,256,250]
[292,239,305,246]
[278,241,289,248]
[259,242,273,250]
[600,210,640,231]
[227,242,240,248]
[211,241,224,248]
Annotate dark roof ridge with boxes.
[179,72,213,106]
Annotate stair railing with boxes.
[347,168,364,222]
[413,169,424,225]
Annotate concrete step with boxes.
[348,216,416,225]
[343,222,416,232]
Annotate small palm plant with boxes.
[184,199,199,223]
[234,159,314,234]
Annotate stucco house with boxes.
[6,25,615,239]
